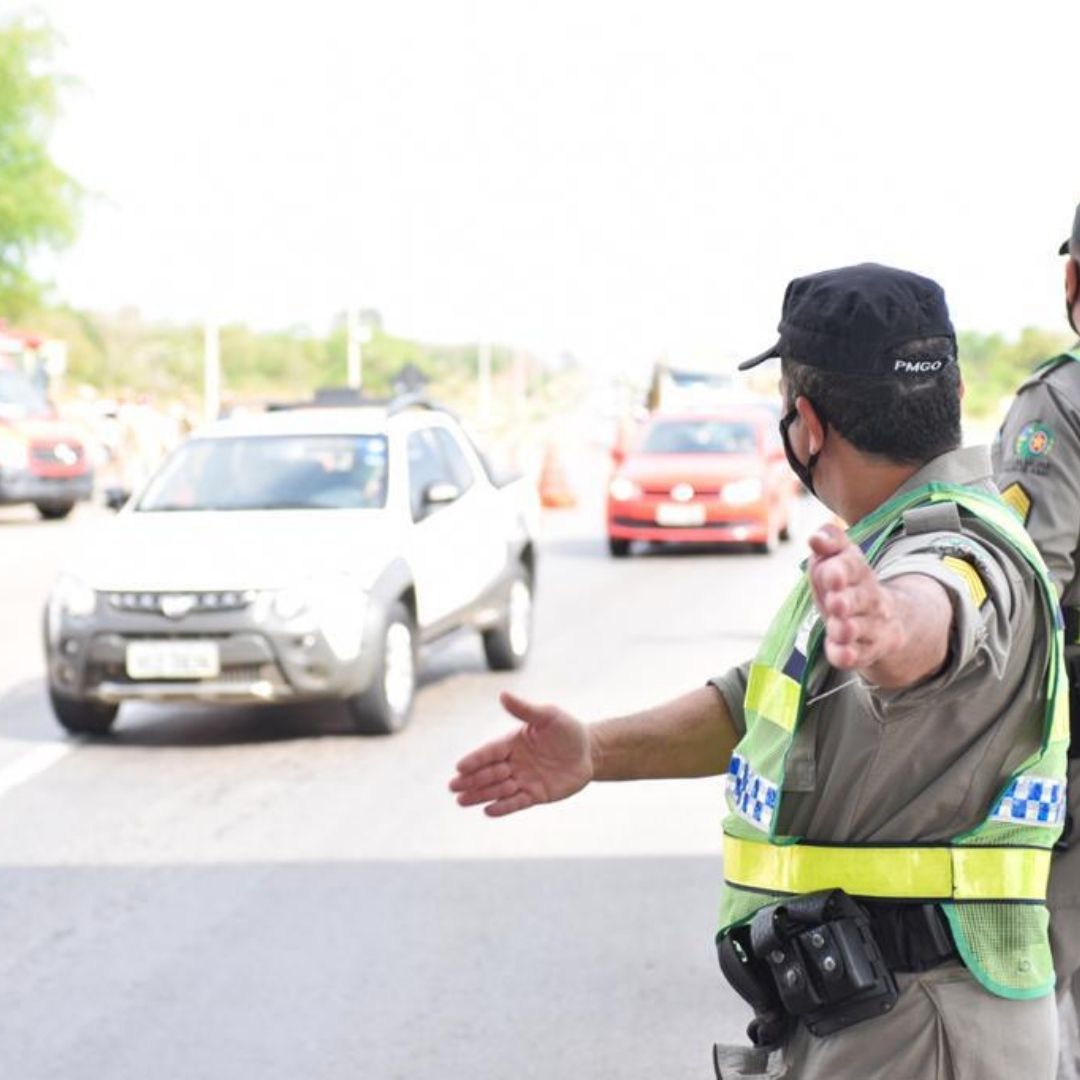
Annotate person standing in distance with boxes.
[994,202,1080,1079]
[452,263,1068,1079]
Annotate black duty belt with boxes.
[716,890,957,1052]
[861,901,957,973]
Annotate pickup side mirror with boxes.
[422,481,461,509]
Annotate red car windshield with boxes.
[641,419,758,455]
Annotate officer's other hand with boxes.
[807,523,897,671]
[449,692,593,817]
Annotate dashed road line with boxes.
[0,743,73,800]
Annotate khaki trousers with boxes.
[713,962,1057,1080]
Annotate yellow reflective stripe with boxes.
[744,663,801,733]
[941,555,988,608]
[723,834,1051,901]
[952,847,1051,902]
[1052,680,1071,744]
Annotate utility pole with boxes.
[346,306,362,390]
[203,320,221,423]
[478,339,492,426]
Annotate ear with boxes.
[795,395,826,454]
[958,376,966,402]
[1067,258,1079,309]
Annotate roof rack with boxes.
[386,392,459,421]
[261,388,460,421]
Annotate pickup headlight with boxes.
[721,478,764,506]
[50,574,97,617]
[609,476,642,502]
[272,586,309,621]
[47,574,97,645]
[255,578,369,661]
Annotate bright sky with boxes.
[10,0,1080,371]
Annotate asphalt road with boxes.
[0,484,826,1080]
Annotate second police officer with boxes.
[995,201,1080,1080]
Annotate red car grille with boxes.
[29,440,85,477]
[639,486,715,498]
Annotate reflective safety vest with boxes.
[718,481,1069,999]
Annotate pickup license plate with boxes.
[655,503,706,527]
[126,641,220,680]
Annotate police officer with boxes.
[451,264,1066,1079]
[994,202,1080,1079]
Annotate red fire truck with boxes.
[0,323,93,519]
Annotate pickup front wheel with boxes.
[483,567,534,671]
[347,602,417,735]
[50,690,118,736]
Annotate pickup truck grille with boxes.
[108,591,256,616]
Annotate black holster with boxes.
[717,890,899,1048]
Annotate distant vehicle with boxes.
[44,400,538,736]
[0,363,94,519]
[645,362,735,413]
[606,406,796,557]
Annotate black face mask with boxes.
[779,404,826,496]
[1067,259,1079,336]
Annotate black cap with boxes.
[1058,203,1080,256]
[739,262,957,376]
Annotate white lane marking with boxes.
[0,743,73,800]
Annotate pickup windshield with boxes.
[641,419,758,455]
[0,368,49,418]
[136,434,389,512]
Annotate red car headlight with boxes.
[608,476,642,502]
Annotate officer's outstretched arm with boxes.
[808,524,952,690]
[450,686,739,817]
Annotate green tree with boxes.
[959,327,1074,417]
[0,14,80,316]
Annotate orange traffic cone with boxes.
[538,442,577,508]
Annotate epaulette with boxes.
[902,501,962,536]
[1017,349,1080,395]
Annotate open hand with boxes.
[807,524,899,672]
[449,692,593,817]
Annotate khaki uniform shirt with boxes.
[993,351,1080,609]
[711,445,1049,845]
[993,353,1080,1020]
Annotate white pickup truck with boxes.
[44,399,539,735]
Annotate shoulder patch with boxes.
[941,555,989,608]
[1014,421,1054,460]
[999,481,1032,525]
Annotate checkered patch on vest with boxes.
[728,753,779,829]
[990,775,1066,828]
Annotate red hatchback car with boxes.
[606,406,796,557]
